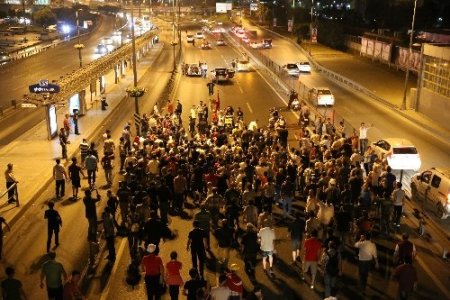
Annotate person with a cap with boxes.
[141,243,165,300]
[225,264,243,300]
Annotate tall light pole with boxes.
[76,9,83,68]
[400,0,418,110]
[130,2,140,133]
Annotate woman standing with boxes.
[165,251,183,300]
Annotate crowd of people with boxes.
[64,96,416,300]
[1,93,420,300]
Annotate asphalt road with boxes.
[0,15,117,145]
[94,24,450,300]
[0,31,174,299]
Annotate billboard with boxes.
[250,3,258,11]
[216,3,232,13]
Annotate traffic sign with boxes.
[21,103,38,108]
[28,79,61,94]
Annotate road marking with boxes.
[246,102,253,113]
[416,255,450,299]
[99,238,127,300]
[237,81,244,93]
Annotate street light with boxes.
[130,2,140,134]
[74,9,84,68]
[400,0,418,110]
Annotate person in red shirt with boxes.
[165,251,183,300]
[141,244,165,300]
[302,230,322,289]
[393,256,417,300]
[225,264,243,300]
[63,270,86,300]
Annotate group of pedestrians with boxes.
[1,87,422,300]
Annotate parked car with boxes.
[187,64,202,76]
[411,167,450,219]
[195,32,204,39]
[371,138,421,171]
[309,87,335,106]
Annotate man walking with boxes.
[1,266,27,300]
[84,151,98,188]
[141,244,165,300]
[40,252,67,300]
[83,189,101,242]
[187,221,208,278]
[44,202,62,253]
[53,159,67,199]
[392,182,406,227]
[394,232,416,265]
[79,138,89,165]
[392,256,417,300]
[101,153,114,187]
[258,224,276,275]
[68,157,84,201]
[207,81,215,96]
[4,163,18,204]
[354,232,379,295]
[240,223,259,279]
[102,207,116,262]
[302,230,322,289]
[58,128,68,161]
[288,212,305,264]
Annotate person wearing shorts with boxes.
[258,225,276,275]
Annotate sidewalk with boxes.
[0,43,164,227]
[249,20,450,144]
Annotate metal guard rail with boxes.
[0,182,19,207]
[251,23,398,110]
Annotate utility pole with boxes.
[130,1,140,133]
[400,0,418,110]
[76,9,83,68]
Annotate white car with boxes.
[236,59,250,72]
[297,61,311,73]
[187,64,202,76]
[371,138,421,171]
[95,44,109,55]
[216,39,225,46]
[249,41,262,49]
[186,34,194,43]
[309,87,335,106]
[242,36,250,44]
[284,63,300,76]
[195,32,204,39]
[201,41,212,49]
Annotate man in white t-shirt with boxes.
[359,122,373,154]
[258,225,276,274]
[210,274,231,300]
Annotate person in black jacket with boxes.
[44,202,62,253]
[239,223,259,279]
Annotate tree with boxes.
[257,2,269,24]
[33,7,56,27]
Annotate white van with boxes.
[410,168,450,219]
[309,87,335,106]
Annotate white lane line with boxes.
[99,238,128,300]
[416,255,450,299]
[246,102,253,113]
[237,81,244,93]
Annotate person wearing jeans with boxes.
[165,251,183,300]
[354,233,379,295]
